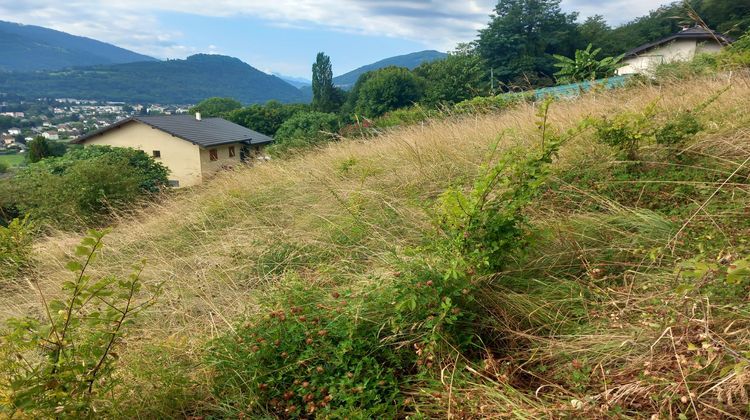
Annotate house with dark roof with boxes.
[73,113,273,187]
[618,27,733,76]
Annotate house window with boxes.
[228,146,236,158]
[168,180,180,187]
[152,150,161,158]
[209,149,218,161]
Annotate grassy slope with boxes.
[0,153,24,167]
[3,73,750,417]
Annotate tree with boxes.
[476,0,579,87]
[27,136,51,163]
[578,15,617,53]
[352,67,425,118]
[189,97,243,117]
[414,45,489,106]
[553,44,624,83]
[228,101,309,136]
[272,111,339,153]
[312,52,343,113]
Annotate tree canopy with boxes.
[476,0,579,86]
[352,67,426,118]
[189,97,243,118]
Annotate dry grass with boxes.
[2,72,750,417]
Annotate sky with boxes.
[0,0,671,78]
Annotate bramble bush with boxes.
[0,230,160,418]
[208,278,406,418]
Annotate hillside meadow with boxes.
[2,72,750,418]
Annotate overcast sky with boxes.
[0,0,671,78]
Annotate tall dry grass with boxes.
[2,71,749,416]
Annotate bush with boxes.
[227,101,309,136]
[453,92,531,114]
[589,102,658,161]
[352,67,426,118]
[208,279,406,418]
[208,103,567,418]
[0,231,160,417]
[0,216,34,280]
[0,161,7,174]
[271,111,340,154]
[5,146,169,229]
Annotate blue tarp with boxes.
[532,75,632,100]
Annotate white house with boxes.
[7,128,21,135]
[618,27,733,76]
[42,131,59,141]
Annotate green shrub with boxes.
[0,161,8,174]
[0,216,34,280]
[553,43,624,84]
[438,99,565,271]
[655,112,703,146]
[352,67,426,118]
[5,146,169,229]
[453,92,531,114]
[589,102,658,161]
[208,278,405,418]
[271,111,340,154]
[0,230,160,417]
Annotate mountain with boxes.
[274,73,311,89]
[0,54,308,104]
[333,50,447,89]
[0,20,156,72]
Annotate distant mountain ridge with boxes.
[274,73,312,89]
[0,20,156,72]
[0,54,307,104]
[333,50,447,88]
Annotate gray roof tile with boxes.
[74,115,274,148]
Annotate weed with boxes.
[0,230,160,417]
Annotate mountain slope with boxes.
[0,20,155,71]
[274,73,311,89]
[0,54,307,104]
[333,50,447,88]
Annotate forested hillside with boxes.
[0,54,307,104]
[0,20,155,72]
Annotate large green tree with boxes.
[476,0,579,87]
[352,67,425,118]
[312,52,343,113]
[414,45,489,105]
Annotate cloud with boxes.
[0,0,670,59]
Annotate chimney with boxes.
[195,112,202,121]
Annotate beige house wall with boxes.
[80,121,203,187]
[618,39,724,76]
[198,143,244,178]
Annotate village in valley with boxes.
[0,96,190,168]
